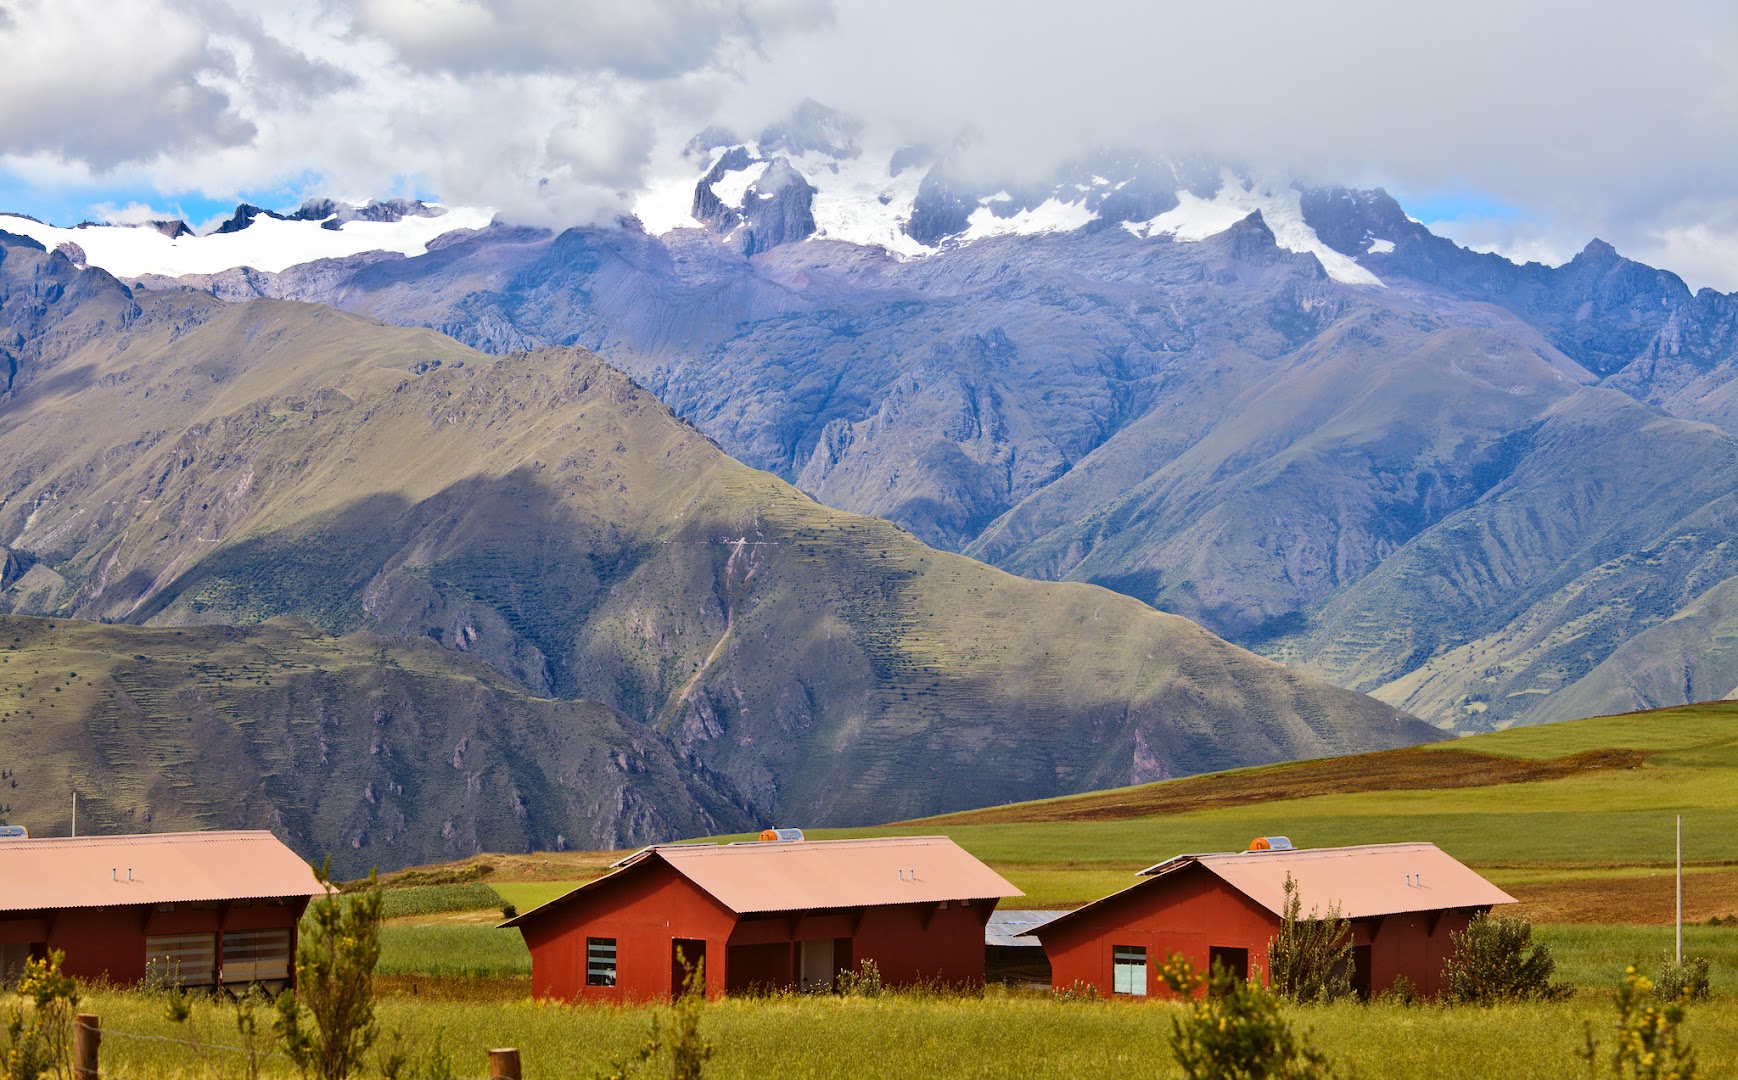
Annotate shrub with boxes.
[1579,966,1699,1079]
[1266,874,1354,1003]
[377,1030,456,1080]
[1,950,78,1080]
[1051,981,1099,1003]
[1654,955,1711,1003]
[275,865,384,1080]
[597,951,713,1080]
[1440,913,1570,1005]
[834,959,883,998]
[1375,974,1420,1007]
[1159,953,1334,1080]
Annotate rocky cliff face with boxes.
[0,235,1434,863]
[105,163,1738,730]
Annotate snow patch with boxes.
[1367,237,1396,254]
[790,147,931,258]
[0,205,495,278]
[709,160,770,210]
[962,198,1096,241]
[1124,171,1383,286]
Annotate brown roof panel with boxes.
[505,835,1021,925]
[1148,842,1516,920]
[0,831,330,911]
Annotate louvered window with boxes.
[145,933,217,986]
[222,928,292,984]
[586,937,617,987]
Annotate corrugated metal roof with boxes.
[0,831,330,911]
[985,909,1070,947]
[505,836,1021,926]
[1148,843,1516,919]
[1036,842,1514,936]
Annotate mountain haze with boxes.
[132,146,1738,732]
[0,231,1431,866]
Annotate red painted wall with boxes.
[0,897,307,986]
[1041,866,1484,999]
[515,861,999,1002]
[518,861,736,1004]
[1044,867,1275,998]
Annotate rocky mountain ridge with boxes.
[0,231,1432,866]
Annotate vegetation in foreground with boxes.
[34,984,1736,1080]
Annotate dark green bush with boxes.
[1655,955,1711,1003]
[1440,913,1571,1005]
[1266,874,1354,1003]
[1160,953,1334,1080]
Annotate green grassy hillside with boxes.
[886,701,1738,920]
[0,237,1432,856]
[0,614,750,876]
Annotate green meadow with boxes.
[80,700,1715,1079]
[73,986,1738,1080]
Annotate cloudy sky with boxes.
[2,0,1735,289]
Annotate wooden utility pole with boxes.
[489,1047,522,1080]
[1676,814,1683,965]
[73,1013,99,1080]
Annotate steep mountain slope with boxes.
[65,141,1738,731]
[0,614,749,877]
[0,232,1432,856]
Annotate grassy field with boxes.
[358,703,1738,997]
[73,985,1738,1080]
[869,702,1738,917]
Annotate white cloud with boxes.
[0,0,252,166]
[3,0,1738,289]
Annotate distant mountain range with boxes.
[8,104,1737,735]
[0,230,1428,870]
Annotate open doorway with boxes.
[671,939,706,996]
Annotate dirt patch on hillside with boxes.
[372,849,622,887]
[909,747,1649,826]
[1507,867,1738,924]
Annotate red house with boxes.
[503,835,1021,1002]
[0,831,328,989]
[1034,841,1514,999]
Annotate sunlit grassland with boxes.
[76,986,1738,1080]
[378,924,530,978]
[492,880,587,912]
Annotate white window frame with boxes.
[586,937,617,987]
[1112,944,1147,996]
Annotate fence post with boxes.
[74,1013,99,1080]
[489,1047,521,1080]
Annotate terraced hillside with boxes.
[0,232,1432,864]
[0,615,751,876]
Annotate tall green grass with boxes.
[73,987,1738,1080]
[1537,924,1738,991]
[378,924,529,977]
[380,883,504,918]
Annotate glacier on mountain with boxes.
[0,203,494,277]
